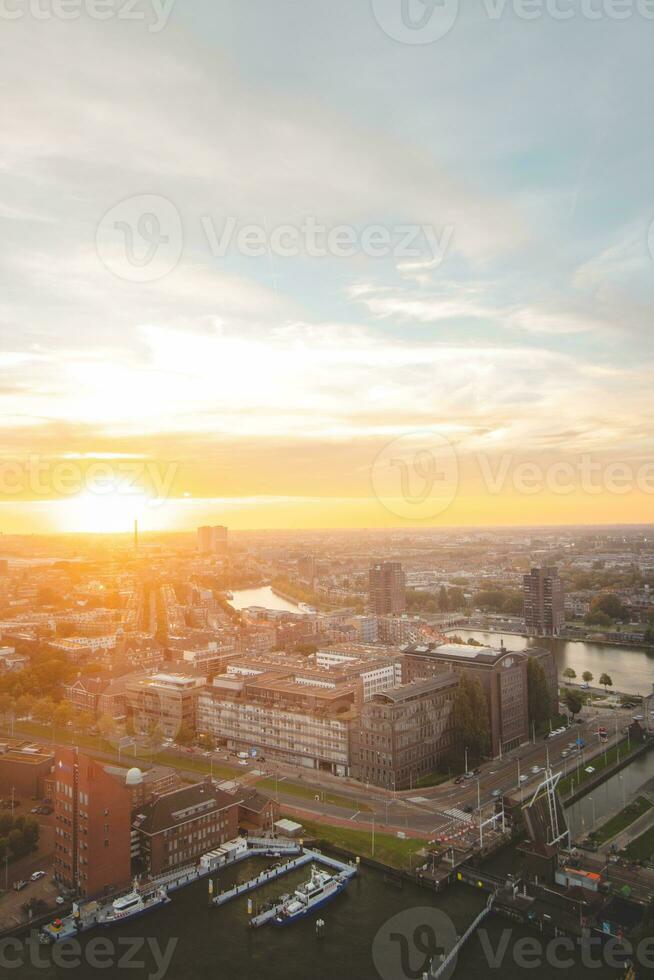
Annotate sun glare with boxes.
[53,491,171,535]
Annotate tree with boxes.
[175,724,195,747]
[527,660,551,729]
[563,667,577,684]
[98,713,118,742]
[74,710,95,734]
[0,693,13,719]
[564,690,584,720]
[32,698,55,724]
[582,671,594,685]
[438,586,449,613]
[454,673,490,764]
[15,695,35,720]
[599,673,613,692]
[590,593,629,622]
[585,610,612,628]
[53,702,73,730]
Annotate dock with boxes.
[249,852,358,929]
[212,852,313,906]
[210,847,358,925]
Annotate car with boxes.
[13,880,28,891]
[30,871,46,881]
[530,766,542,774]
[238,759,248,766]
[491,788,502,798]
[55,896,65,906]
[561,751,569,758]
[473,768,481,776]
[519,774,528,783]
[454,776,465,784]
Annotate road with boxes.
[2,705,636,840]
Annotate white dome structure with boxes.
[125,767,143,787]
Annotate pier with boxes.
[212,853,313,906]
[430,893,496,980]
[210,847,357,924]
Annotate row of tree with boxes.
[0,814,39,863]
[562,668,613,690]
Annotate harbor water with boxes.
[22,856,622,980]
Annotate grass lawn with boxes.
[559,738,631,796]
[6,719,114,756]
[623,824,654,862]
[592,797,653,845]
[255,778,371,812]
[297,817,425,870]
[5,720,236,781]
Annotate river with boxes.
[25,857,620,980]
[229,586,308,615]
[447,628,654,698]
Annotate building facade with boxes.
[350,674,459,789]
[197,525,229,554]
[403,642,532,756]
[53,748,132,899]
[125,672,205,738]
[197,670,356,775]
[369,562,406,616]
[523,566,565,636]
[132,781,239,875]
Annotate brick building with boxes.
[0,741,54,798]
[524,566,565,636]
[350,674,458,789]
[132,780,239,875]
[53,748,132,899]
[403,642,534,756]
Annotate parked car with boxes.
[30,871,46,881]
[491,788,502,797]
[13,880,28,891]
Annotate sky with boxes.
[1,0,654,533]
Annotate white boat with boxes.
[272,866,350,927]
[97,885,170,926]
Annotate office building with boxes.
[132,780,240,875]
[369,562,406,616]
[125,672,205,739]
[403,642,533,756]
[53,748,132,899]
[523,566,565,636]
[197,525,229,555]
[350,673,459,790]
[197,670,357,776]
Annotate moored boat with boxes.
[272,866,350,927]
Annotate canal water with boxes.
[448,628,654,697]
[566,751,654,838]
[229,585,307,615]
[26,857,621,980]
